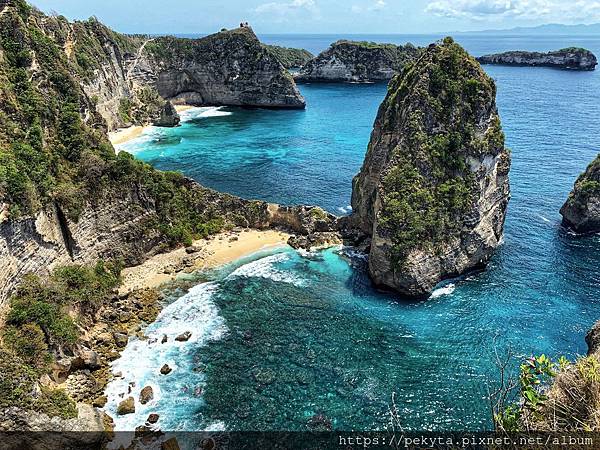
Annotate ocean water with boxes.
[107,35,600,432]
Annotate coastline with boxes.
[108,105,196,147]
[119,228,291,295]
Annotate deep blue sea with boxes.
[106,35,600,433]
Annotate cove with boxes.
[110,36,600,431]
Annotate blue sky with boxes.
[29,0,600,34]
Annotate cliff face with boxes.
[477,48,598,71]
[19,16,305,132]
[560,154,600,233]
[138,29,306,109]
[296,40,419,83]
[351,38,511,297]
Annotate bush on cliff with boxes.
[0,260,122,418]
[493,353,600,432]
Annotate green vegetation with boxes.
[118,97,132,123]
[263,44,313,68]
[568,153,600,207]
[0,4,231,241]
[494,353,600,432]
[0,261,121,418]
[377,37,503,266]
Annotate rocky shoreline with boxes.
[477,47,598,70]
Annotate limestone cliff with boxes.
[12,12,305,132]
[560,153,600,233]
[139,28,306,110]
[351,38,511,297]
[296,40,419,83]
[477,48,597,71]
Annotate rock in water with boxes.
[139,386,154,404]
[296,40,419,83]
[560,153,600,233]
[153,101,180,127]
[117,397,135,415]
[477,48,597,71]
[351,37,511,297]
[175,331,192,342]
[160,364,172,375]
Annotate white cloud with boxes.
[351,0,387,13]
[425,0,600,22]
[255,0,316,14]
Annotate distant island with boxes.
[459,22,600,36]
[477,48,597,70]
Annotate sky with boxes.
[28,0,600,34]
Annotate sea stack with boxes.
[351,38,511,297]
[477,48,598,71]
[560,154,600,233]
[296,40,419,83]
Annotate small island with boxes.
[295,40,419,83]
[477,47,598,70]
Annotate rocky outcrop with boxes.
[560,154,600,233]
[117,397,135,415]
[139,28,305,110]
[477,48,597,71]
[153,101,180,127]
[296,40,419,83]
[351,38,511,297]
[264,44,314,69]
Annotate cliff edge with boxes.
[351,38,511,297]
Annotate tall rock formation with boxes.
[560,153,600,233]
[351,38,511,297]
[477,48,597,71]
[296,40,419,83]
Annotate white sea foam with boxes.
[180,106,232,122]
[227,252,305,286]
[337,205,353,214]
[430,283,456,298]
[104,282,227,433]
[537,214,551,223]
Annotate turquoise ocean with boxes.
[104,35,600,432]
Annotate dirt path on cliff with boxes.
[126,38,154,81]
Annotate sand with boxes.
[108,105,198,147]
[119,229,291,295]
[108,126,147,146]
[174,104,195,113]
